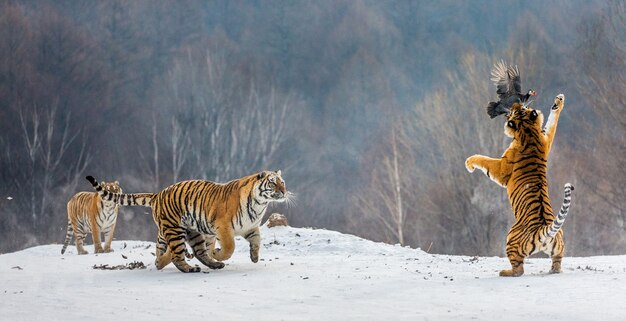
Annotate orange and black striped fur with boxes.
[465,94,574,277]
[86,171,289,273]
[61,181,123,255]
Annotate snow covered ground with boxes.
[1,226,625,321]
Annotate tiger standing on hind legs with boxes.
[85,171,290,273]
[465,94,574,277]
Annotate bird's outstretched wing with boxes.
[490,60,522,99]
[507,64,522,94]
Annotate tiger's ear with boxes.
[276,170,282,177]
[114,180,119,185]
[507,121,516,130]
[257,171,267,180]
[530,110,538,121]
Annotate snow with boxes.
[1,226,625,321]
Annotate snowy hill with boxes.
[1,226,625,321]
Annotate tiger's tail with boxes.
[86,176,154,207]
[61,220,73,254]
[545,183,575,239]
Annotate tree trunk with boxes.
[391,128,404,245]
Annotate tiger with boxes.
[465,94,574,277]
[85,170,289,273]
[61,180,123,255]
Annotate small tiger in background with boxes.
[466,94,574,277]
[61,180,123,255]
[85,171,290,273]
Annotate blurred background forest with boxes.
[0,0,624,256]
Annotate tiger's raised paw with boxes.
[465,156,476,173]
[552,94,564,110]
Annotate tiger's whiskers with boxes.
[284,191,297,209]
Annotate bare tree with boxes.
[149,44,297,184]
[568,0,626,253]
[170,117,190,183]
[18,104,41,222]
[349,121,413,246]
[17,102,90,227]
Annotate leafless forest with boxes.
[0,0,624,256]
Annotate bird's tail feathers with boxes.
[486,102,500,119]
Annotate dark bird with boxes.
[486,60,537,119]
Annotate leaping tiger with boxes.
[466,94,573,277]
[85,171,290,273]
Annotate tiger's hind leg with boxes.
[155,231,192,269]
[206,235,216,255]
[73,222,89,255]
[75,235,89,255]
[155,233,172,270]
[186,232,224,270]
[547,232,565,274]
[163,227,200,273]
[500,240,525,277]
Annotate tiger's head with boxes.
[100,180,123,194]
[256,170,288,203]
[504,102,544,139]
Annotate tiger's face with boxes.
[100,181,123,194]
[256,170,287,202]
[504,102,543,138]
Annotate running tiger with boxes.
[465,94,574,277]
[85,171,290,273]
[61,180,123,255]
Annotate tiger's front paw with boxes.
[95,248,105,254]
[549,267,562,274]
[552,94,564,110]
[549,262,562,274]
[499,269,524,277]
[465,157,476,173]
[104,248,114,253]
[250,246,260,263]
